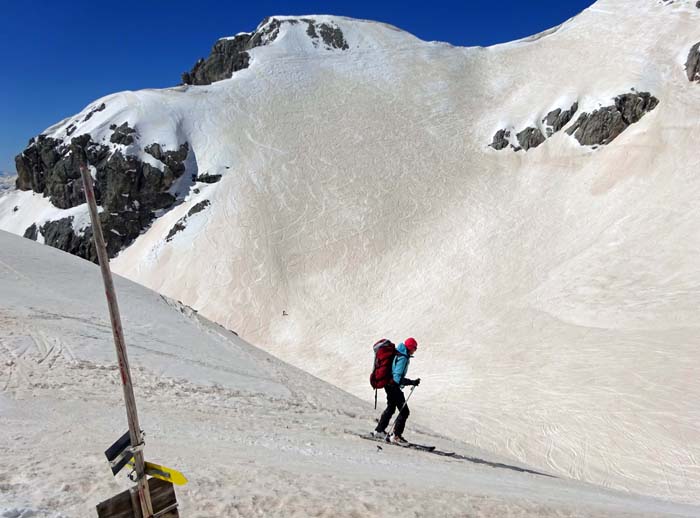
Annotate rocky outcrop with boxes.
[686,43,700,83]
[23,223,38,241]
[83,103,106,122]
[182,17,349,85]
[305,20,349,50]
[182,36,254,86]
[515,127,546,151]
[166,200,211,242]
[15,133,191,260]
[491,102,578,152]
[38,217,96,260]
[144,143,189,179]
[489,129,511,150]
[110,122,137,145]
[15,135,85,207]
[195,173,222,184]
[566,92,659,146]
[542,103,579,136]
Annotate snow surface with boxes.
[0,174,15,193]
[2,0,700,508]
[2,230,699,517]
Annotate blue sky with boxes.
[0,0,594,173]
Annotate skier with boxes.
[372,337,420,445]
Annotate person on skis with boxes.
[373,337,420,445]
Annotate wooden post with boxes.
[80,165,154,517]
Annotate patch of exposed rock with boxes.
[304,19,349,49]
[166,200,211,242]
[182,35,254,86]
[489,129,511,150]
[195,173,222,184]
[490,102,578,152]
[686,43,700,83]
[37,217,96,260]
[83,103,106,122]
[542,103,579,136]
[15,133,191,260]
[566,92,659,146]
[515,127,546,151]
[110,122,137,145]
[182,17,348,85]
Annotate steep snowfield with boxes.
[6,231,700,517]
[2,0,700,506]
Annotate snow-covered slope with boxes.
[0,173,15,193]
[2,0,700,505]
[6,230,700,517]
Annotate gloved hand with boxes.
[413,378,421,386]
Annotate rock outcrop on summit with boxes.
[182,17,349,85]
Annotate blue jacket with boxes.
[392,343,411,385]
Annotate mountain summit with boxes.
[1,0,700,505]
[182,16,421,85]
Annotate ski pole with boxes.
[388,385,416,437]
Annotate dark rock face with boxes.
[83,103,106,122]
[542,103,579,136]
[182,17,349,85]
[516,127,546,151]
[110,122,137,145]
[195,173,222,184]
[615,92,659,124]
[144,143,189,180]
[166,200,211,242]
[15,133,191,260]
[491,102,578,152]
[316,23,349,50]
[39,217,96,261]
[686,43,700,83]
[567,92,659,146]
[182,35,253,86]
[15,135,62,193]
[23,223,38,241]
[489,129,511,150]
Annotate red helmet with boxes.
[404,337,418,353]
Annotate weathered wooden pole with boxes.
[80,164,154,517]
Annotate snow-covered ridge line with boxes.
[181,15,425,86]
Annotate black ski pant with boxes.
[376,382,410,436]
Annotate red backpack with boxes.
[370,338,396,389]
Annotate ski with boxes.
[358,433,436,452]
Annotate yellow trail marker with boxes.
[128,460,188,486]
